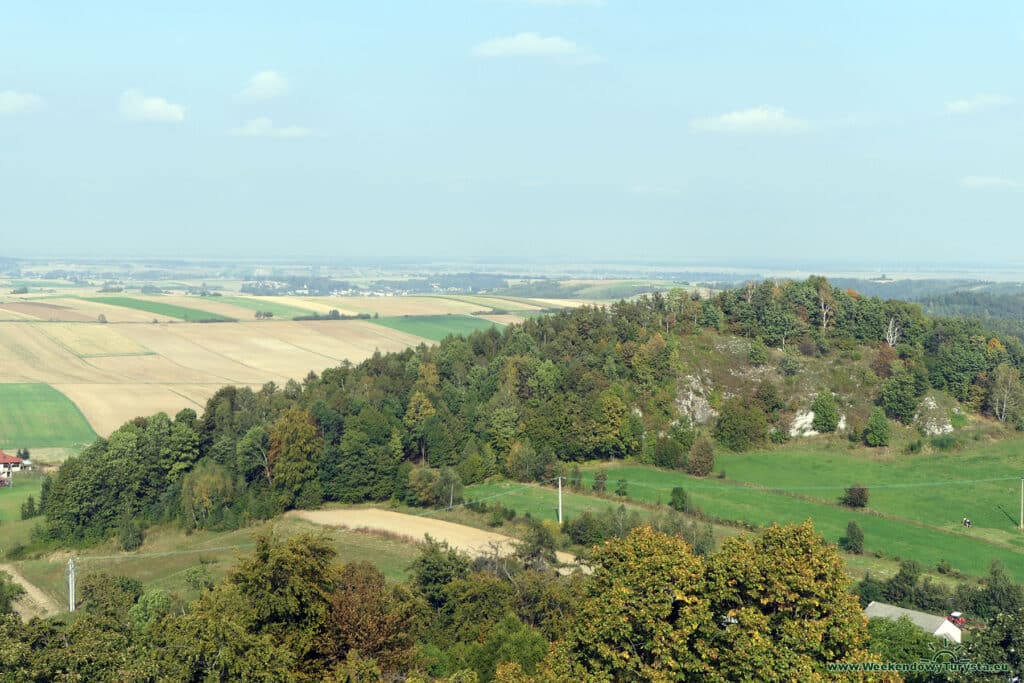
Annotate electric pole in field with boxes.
[66,557,76,612]
[1019,477,1023,531]
[557,476,563,525]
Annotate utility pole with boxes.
[67,557,76,612]
[449,480,455,511]
[557,476,563,525]
[1019,477,1023,532]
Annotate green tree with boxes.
[614,478,628,497]
[591,469,607,494]
[840,520,864,554]
[0,571,25,614]
[713,398,768,452]
[669,486,690,512]
[862,407,891,447]
[866,617,936,683]
[19,494,37,520]
[404,390,437,464]
[840,484,869,508]
[880,370,918,424]
[686,436,715,476]
[811,391,840,433]
[267,408,322,510]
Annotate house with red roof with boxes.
[0,450,24,481]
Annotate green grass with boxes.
[370,315,501,341]
[0,474,42,521]
[82,296,235,322]
[13,517,423,609]
[576,459,1024,581]
[0,384,98,449]
[212,296,317,320]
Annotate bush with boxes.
[839,520,864,554]
[811,392,839,433]
[669,487,690,513]
[779,356,802,376]
[686,437,715,477]
[713,399,768,452]
[863,407,891,447]
[564,512,606,546]
[118,517,144,551]
[614,479,628,497]
[929,434,959,452]
[591,470,607,494]
[748,340,769,366]
[840,484,869,508]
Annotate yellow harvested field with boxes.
[0,319,433,436]
[444,295,545,311]
[33,323,150,357]
[314,296,483,316]
[478,313,527,325]
[53,383,224,435]
[527,298,589,309]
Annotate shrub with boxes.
[811,392,839,433]
[748,340,769,366]
[839,520,864,554]
[669,487,690,513]
[929,434,959,452]
[686,437,715,477]
[840,484,869,508]
[713,399,768,452]
[863,407,891,447]
[565,512,606,546]
[118,517,144,551]
[592,470,607,494]
[615,479,628,497]
[779,356,802,377]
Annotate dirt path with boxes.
[289,508,585,570]
[0,563,61,620]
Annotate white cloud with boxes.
[945,94,1009,114]
[961,175,1024,190]
[474,32,582,58]
[119,89,185,123]
[241,70,289,101]
[231,117,311,138]
[691,106,809,134]
[0,90,43,115]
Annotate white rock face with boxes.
[790,410,819,437]
[676,374,718,425]
[914,396,954,436]
[790,409,846,437]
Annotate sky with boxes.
[1,1,1022,266]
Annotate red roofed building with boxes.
[0,450,23,480]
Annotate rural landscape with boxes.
[4,2,1024,681]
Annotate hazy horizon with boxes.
[2,2,1022,263]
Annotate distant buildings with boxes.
[0,450,25,481]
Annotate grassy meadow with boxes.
[0,473,43,522]
[82,297,236,322]
[11,517,423,610]
[371,315,500,341]
[567,443,1024,581]
[0,384,98,449]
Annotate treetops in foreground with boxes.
[1,521,901,682]
[34,276,1024,546]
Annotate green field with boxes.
[212,296,316,320]
[82,297,236,322]
[0,384,98,449]
[370,315,500,341]
[0,474,42,522]
[12,517,422,609]
[573,456,1024,581]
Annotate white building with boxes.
[0,450,24,480]
[864,601,962,644]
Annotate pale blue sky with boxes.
[1,2,1021,264]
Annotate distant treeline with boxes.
[293,310,373,321]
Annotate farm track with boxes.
[0,562,61,620]
[289,508,586,571]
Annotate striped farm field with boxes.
[370,315,500,341]
[0,383,98,449]
[82,297,236,322]
[209,296,320,320]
